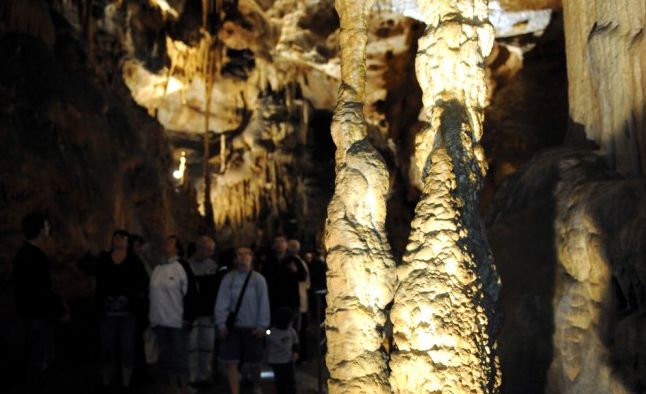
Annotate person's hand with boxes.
[288,261,297,273]
[252,328,265,338]
[218,326,228,338]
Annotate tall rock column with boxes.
[563,0,646,176]
[324,0,396,393]
[389,0,501,392]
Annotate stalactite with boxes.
[324,0,395,393]
[219,133,226,173]
[389,0,501,393]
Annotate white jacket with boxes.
[149,257,187,328]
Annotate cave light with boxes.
[172,151,187,183]
[165,76,183,95]
[149,0,179,19]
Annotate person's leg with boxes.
[284,361,296,394]
[119,315,137,387]
[271,363,286,394]
[133,314,148,382]
[299,312,309,361]
[169,327,190,391]
[240,328,264,393]
[24,319,53,393]
[153,326,171,378]
[188,321,199,383]
[26,319,50,372]
[99,316,118,386]
[292,310,302,332]
[198,318,215,382]
[225,362,240,394]
[219,327,241,394]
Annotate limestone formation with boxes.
[389,0,501,392]
[324,0,395,392]
[562,0,646,176]
[487,148,646,393]
[547,177,631,394]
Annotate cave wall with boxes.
[0,4,200,374]
[562,0,646,177]
[488,148,646,393]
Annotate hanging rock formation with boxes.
[562,0,646,177]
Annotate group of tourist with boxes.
[11,212,328,394]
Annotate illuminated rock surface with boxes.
[324,0,395,392]
[489,149,646,393]
[1,1,646,394]
[388,0,500,392]
[563,0,646,176]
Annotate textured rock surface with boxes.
[562,0,646,176]
[0,11,200,380]
[388,0,501,392]
[488,148,646,393]
[324,0,395,392]
[0,30,196,285]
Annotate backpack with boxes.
[178,259,200,325]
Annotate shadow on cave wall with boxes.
[0,9,200,390]
[489,140,646,393]
[484,11,569,393]
[591,174,646,392]
[487,154,559,394]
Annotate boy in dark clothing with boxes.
[12,213,67,390]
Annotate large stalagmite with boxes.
[562,0,646,177]
[324,0,396,392]
[389,0,501,392]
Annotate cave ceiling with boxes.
[106,0,558,138]
[41,0,563,231]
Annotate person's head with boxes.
[273,307,294,330]
[314,248,325,261]
[111,229,129,251]
[129,234,145,255]
[273,234,287,255]
[22,213,49,241]
[235,246,253,272]
[304,252,313,264]
[193,235,215,260]
[163,235,184,258]
[255,226,264,239]
[287,239,300,256]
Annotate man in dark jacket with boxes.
[12,213,67,387]
[261,235,307,320]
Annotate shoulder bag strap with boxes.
[231,271,253,321]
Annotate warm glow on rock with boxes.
[389,0,501,392]
[148,0,179,19]
[172,151,187,182]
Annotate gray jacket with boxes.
[214,270,270,330]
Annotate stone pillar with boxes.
[547,173,632,394]
[388,0,501,392]
[563,0,646,177]
[324,0,396,392]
